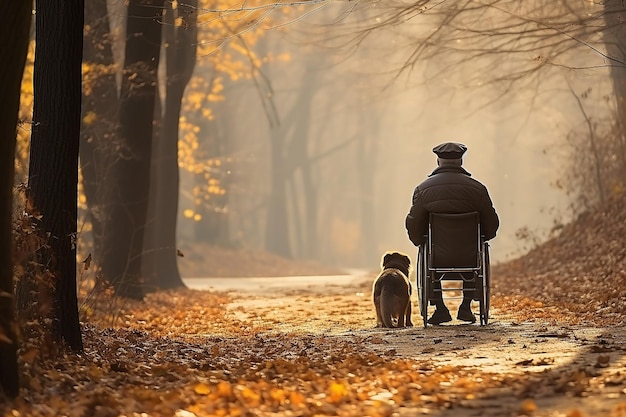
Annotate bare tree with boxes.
[336,1,624,207]
[26,0,84,351]
[100,0,164,299]
[601,1,626,193]
[143,0,198,289]
[80,0,119,272]
[0,0,32,399]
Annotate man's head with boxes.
[433,142,466,166]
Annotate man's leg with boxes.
[457,276,477,323]
[428,278,452,325]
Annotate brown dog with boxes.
[372,251,413,328]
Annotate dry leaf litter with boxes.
[3,195,626,417]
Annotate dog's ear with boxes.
[382,252,392,267]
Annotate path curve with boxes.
[184,274,626,416]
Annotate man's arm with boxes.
[480,188,499,241]
[405,187,429,246]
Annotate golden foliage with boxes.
[176,0,296,222]
[15,41,35,184]
[82,62,118,97]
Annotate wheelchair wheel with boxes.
[479,243,491,325]
[416,245,429,327]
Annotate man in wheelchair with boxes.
[405,142,499,325]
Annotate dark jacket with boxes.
[405,165,499,246]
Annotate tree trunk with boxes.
[355,112,378,267]
[145,0,197,289]
[0,0,32,398]
[285,68,319,259]
[603,1,626,181]
[101,0,163,299]
[142,93,161,288]
[80,0,118,271]
[27,0,84,351]
[266,135,292,258]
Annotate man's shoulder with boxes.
[418,171,491,196]
[421,169,476,186]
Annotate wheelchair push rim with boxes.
[417,245,429,328]
[479,243,490,326]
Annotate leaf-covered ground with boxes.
[3,196,626,417]
[491,194,626,326]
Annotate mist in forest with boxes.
[175,2,613,269]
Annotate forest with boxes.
[1,0,626,416]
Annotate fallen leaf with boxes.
[519,398,537,413]
[194,382,211,395]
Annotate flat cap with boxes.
[432,142,467,159]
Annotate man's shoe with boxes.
[427,307,452,325]
[457,306,476,323]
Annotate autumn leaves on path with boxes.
[7,271,626,417]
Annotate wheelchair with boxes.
[416,212,491,326]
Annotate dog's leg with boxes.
[373,282,384,327]
[405,282,414,327]
[374,296,384,327]
[405,299,414,327]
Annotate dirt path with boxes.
[186,274,626,417]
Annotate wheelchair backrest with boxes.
[429,212,481,268]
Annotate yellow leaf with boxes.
[216,381,232,397]
[289,391,305,406]
[270,388,286,403]
[236,385,261,405]
[82,111,96,126]
[194,382,211,395]
[80,305,93,318]
[328,382,348,403]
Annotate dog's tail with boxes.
[380,288,399,328]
